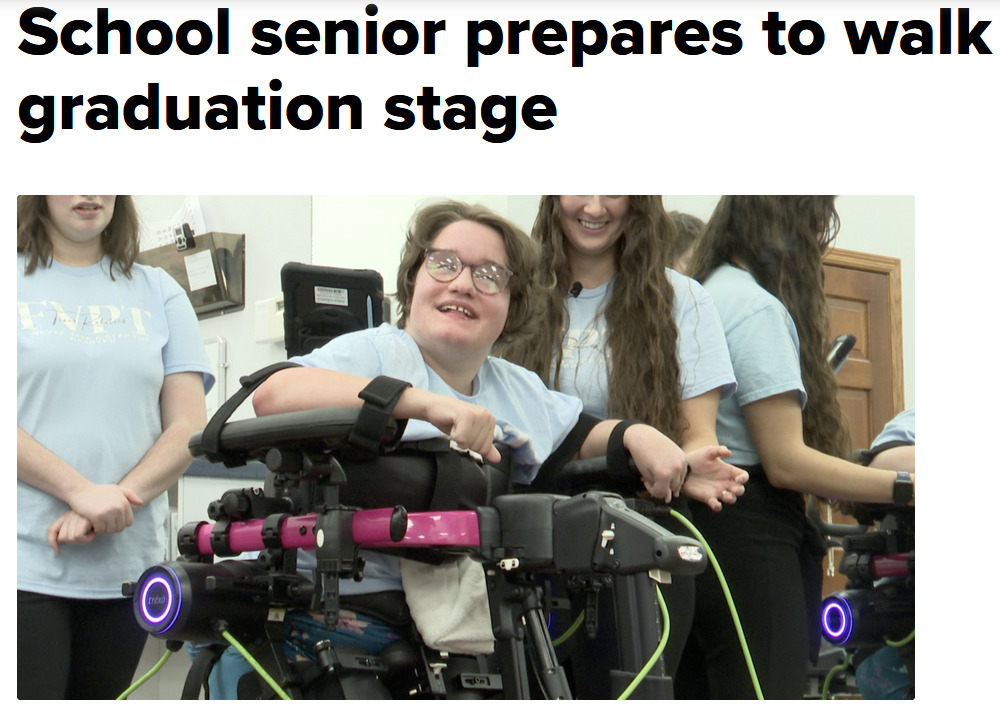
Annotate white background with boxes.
[8,0,996,707]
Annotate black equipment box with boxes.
[281,262,385,358]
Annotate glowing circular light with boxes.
[821,597,853,645]
[139,574,174,624]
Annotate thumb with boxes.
[123,488,144,507]
[485,445,502,464]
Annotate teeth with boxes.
[440,305,473,317]
[580,220,606,230]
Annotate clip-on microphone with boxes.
[569,282,583,298]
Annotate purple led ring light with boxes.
[820,597,853,645]
[138,567,180,634]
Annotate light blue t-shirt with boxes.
[701,264,807,467]
[292,323,584,593]
[17,255,214,598]
[556,270,736,419]
[871,408,915,449]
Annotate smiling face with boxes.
[404,220,512,388]
[557,195,629,261]
[44,195,117,262]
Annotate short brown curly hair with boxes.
[394,200,543,351]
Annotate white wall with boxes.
[134,195,313,419]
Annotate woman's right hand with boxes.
[65,483,143,535]
[415,391,502,464]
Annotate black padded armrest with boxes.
[189,407,399,466]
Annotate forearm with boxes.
[120,371,208,504]
[17,426,93,504]
[868,445,915,473]
[577,420,618,460]
[763,443,901,504]
[679,389,721,453]
[253,367,370,416]
[118,422,201,504]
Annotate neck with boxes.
[415,343,484,396]
[426,358,480,396]
[567,252,616,290]
[50,236,103,268]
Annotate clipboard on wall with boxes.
[137,232,245,318]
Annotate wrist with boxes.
[892,471,914,506]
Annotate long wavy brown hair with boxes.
[17,195,140,279]
[687,195,853,462]
[501,195,684,439]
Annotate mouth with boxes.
[438,304,477,319]
[579,220,608,231]
[73,201,102,213]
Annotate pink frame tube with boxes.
[191,509,481,556]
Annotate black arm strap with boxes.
[858,439,913,467]
[531,412,602,493]
[200,361,301,466]
[607,419,642,484]
[347,375,412,457]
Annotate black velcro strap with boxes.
[859,440,913,467]
[532,412,602,493]
[607,420,642,484]
[348,376,412,456]
[428,447,465,511]
[200,361,300,465]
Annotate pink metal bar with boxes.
[870,552,913,579]
[192,509,481,556]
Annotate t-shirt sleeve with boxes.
[728,304,806,408]
[160,272,215,393]
[670,271,737,401]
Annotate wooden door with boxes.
[820,247,905,593]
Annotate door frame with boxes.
[824,247,906,420]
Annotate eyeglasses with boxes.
[423,249,513,295]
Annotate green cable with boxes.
[221,629,293,700]
[550,610,585,648]
[821,650,852,700]
[616,582,671,700]
[668,508,765,700]
[116,646,176,700]
[885,630,914,648]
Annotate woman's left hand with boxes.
[682,445,749,512]
[47,510,96,554]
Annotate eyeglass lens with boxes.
[425,250,511,294]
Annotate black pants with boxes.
[675,472,824,700]
[17,591,148,699]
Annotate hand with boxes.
[47,510,96,554]
[622,424,688,501]
[65,483,143,535]
[422,395,502,464]
[682,445,749,512]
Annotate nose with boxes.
[448,263,478,294]
[582,195,606,217]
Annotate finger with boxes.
[485,445,502,464]
[123,488,144,507]
[48,525,61,554]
